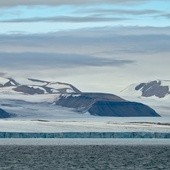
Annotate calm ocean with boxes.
[0,145,169,170]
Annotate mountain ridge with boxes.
[0,77,80,95]
[0,77,160,117]
[121,80,170,99]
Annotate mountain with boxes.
[0,77,160,117]
[0,108,11,118]
[88,101,158,117]
[56,93,125,112]
[0,77,80,95]
[121,80,170,99]
[56,93,159,117]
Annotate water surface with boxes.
[0,145,169,170]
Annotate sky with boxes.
[0,0,170,93]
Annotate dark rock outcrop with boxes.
[56,93,159,117]
[0,108,11,118]
[4,78,20,87]
[56,93,125,112]
[14,85,45,95]
[135,80,169,98]
[56,82,81,94]
[28,79,81,94]
[0,77,80,95]
[89,101,159,117]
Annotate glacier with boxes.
[0,132,169,139]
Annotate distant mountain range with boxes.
[0,77,160,117]
[121,80,170,99]
[0,77,80,95]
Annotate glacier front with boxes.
[0,132,169,139]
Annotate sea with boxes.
[0,145,169,170]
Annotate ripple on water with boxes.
[0,145,169,170]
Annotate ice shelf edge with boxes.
[0,132,170,138]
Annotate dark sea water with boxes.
[0,145,169,170]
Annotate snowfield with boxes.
[0,118,170,133]
[0,99,170,133]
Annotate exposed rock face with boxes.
[4,78,20,87]
[56,93,160,117]
[135,81,169,98]
[0,77,19,87]
[121,80,170,99]
[89,101,159,117]
[14,85,45,95]
[0,108,11,118]
[0,77,80,95]
[56,93,125,112]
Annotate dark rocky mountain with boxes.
[135,81,169,98]
[56,93,125,112]
[0,77,19,87]
[89,101,159,117]
[56,93,160,117]
[0,108,11,118]
[14,85,45,95]
[122,80,170,99]
[0,77,80,95]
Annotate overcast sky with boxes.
[0,0,170,93]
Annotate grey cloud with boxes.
[0,52,134,70]
[159,13,170,19]
[0,72,7,77]
[109,9,161,15]
[79,9,161,16]
[0,8,160,23]
[0,0,149,7]
[0,16,128,23]
[0,26,170,55]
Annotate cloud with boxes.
[80,9,161,16]
[0,26,170,55]
[0,72,7,77]
[0,8,160,23]
[0,0,149,7]
[0,16,128,23]
[159,13,170,19]
[0,52,134,70]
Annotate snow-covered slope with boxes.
[121,80,170,100]
[121,80,170,116]
[0,77,80,102]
